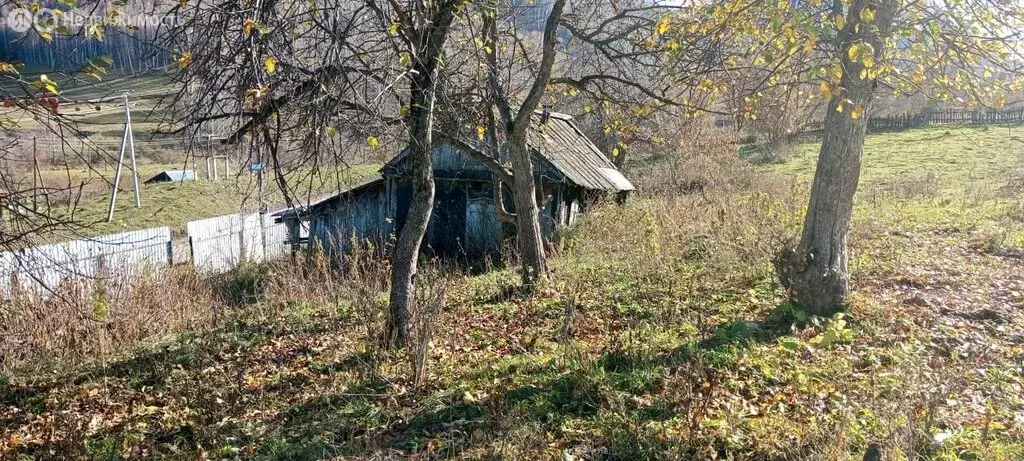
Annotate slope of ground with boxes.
[32,161,380,239]
[4,71,386,241]
[1,124,1022,459]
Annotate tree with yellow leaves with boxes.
[693,0,1024,314]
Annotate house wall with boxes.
[308,181,391,259]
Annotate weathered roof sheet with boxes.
[274,176,386,221]
[384,112,634,192]
[144,169,197,184]
[528,111,634,192]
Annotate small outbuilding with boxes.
[278,111,634,262]
[144,169,198,184]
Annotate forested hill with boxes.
[1,3,171,72]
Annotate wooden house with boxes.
[278,111,634,261]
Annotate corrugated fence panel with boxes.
[187,211,294,274]
[92,228,172,276]
[263,213,290,259]
[188,213,244,274]
[0,227,171,297]
[242,213,264,262]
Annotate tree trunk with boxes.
[778,0,896,315]
[386,74,439,348]
[498,0,565,288]
[509,142,547,286]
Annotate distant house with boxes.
[144,170,197,184]
[278,111,634,261]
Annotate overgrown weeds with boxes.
[0,266,214,375]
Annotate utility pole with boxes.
[208,133,218,180]
[126,94,141,208]
[106,93,141,222]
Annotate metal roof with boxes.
[385,111,634,192]
[527,111,635,192]
[273,176,386,221]
[144,170,197,184]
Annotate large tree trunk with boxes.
[386,74,437,348]
[509,142,547,286]
[778,0,896,315]
[496,0,566,288]
[386,0,459,346]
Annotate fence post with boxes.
[238,213,247,265]
[260,212,268,261]
[166,240,174,266]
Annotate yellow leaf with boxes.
[847,42,875,65]
[243,19,255,36]
[851,105,864,119]
[834,14,846,30]
[819,82,834,99]
[264,56,277,73]
[177,52,192,69]
[836,102,844,113]
[803,36,817,52]
[830,63,843,81]
[367,136,380,148]
[399,53,411,67]
[654,16,671,36]
[860,8,876,23]
[476,125,486,141]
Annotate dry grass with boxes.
[0,266,215,375]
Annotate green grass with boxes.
[29,162,381,238]
[3,70,384,239]
[776,124,1024,249]
[780,125,1024,187]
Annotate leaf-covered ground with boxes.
[1,124,1023,459]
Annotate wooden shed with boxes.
[279,111,634,262]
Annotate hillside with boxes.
[1,124,1022,459]
[1,71,383,241]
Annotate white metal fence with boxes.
[0,227,172,297]
[0,209,294,298]
[186,211,290,274]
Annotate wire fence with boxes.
[802,107,1024,132]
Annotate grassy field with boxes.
[2,71,383,240]
[1,124,1022,459]
[32,161,380,239]
[1,70,175,136]
[780,124,1024,249]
